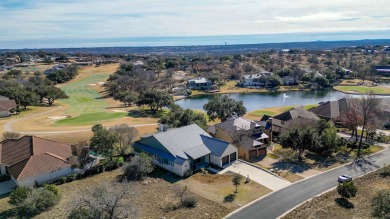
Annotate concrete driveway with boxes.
[219,160,291,191]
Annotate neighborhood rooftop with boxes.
[273,106,320,121]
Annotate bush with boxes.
[182,196,197,208]
[44,184,60,196]
[67,174,76,182]
[337,181,357,199]
[371,189,390,219]
[68,207,95,219]
[380,165,390,177]
[9,186,32,206]
[184,169,193,178]
[59,177,67,184]
[18,187,60,215]
[123,153,154,181]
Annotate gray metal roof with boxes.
[200,135,234,157]
[184,144,211,159]
[152,124,212,160]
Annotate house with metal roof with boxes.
[208,117,269,160]
[133,124,238,177]
[239,71,273,87]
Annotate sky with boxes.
[1,0,390,49]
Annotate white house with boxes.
[0,136,78,187]
[240,71,273,87]
[187,77,213,90]
[133,124,238,177]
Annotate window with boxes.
[281,121,285,125]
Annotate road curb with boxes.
[277,162,389,219]
[223,148,389,219]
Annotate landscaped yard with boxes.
[333,85,390,95]
[283,165,390,219]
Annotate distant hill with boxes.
[1,39,390,55]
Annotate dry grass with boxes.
[179,173,272,210]
[0,169,230,219]
[279,172,304,183]
[283,166,390,219]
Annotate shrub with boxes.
[67,207,95,219]
[337,181,357,199]
[184,169,193,178]
[380,165,390,177]
[371,189,390,219]
[123,153,154,180]
[67,174,76,182]
[59,177,67,184]
[9,186,32,206]
[18,187,60,216]
[44,184,60,196]
[182,196,197,208]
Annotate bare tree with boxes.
[68,183,138,219]
[356,92,382,159]
[109,124,139,157]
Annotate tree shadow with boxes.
[0,208,18,219]
[270,160,310,174]
[149,167,181,183]
[335,198,354,209]
[224,194,236,203]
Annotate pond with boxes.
[176,90,352,111]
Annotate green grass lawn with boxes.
[266,152,280,159]
[333,85,390,95]
[55,112,127,125]
[245,104,318,120]
[58,74,110,114]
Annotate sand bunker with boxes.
[89,84,97,86]
[48,115,71,120]
[98,82,105,85]
[111,109,127,112]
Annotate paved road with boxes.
[226,148,390,219]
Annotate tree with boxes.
[109,124,138,157]
[123,153,154,181]
[314,120,339,155]
[340,98,362,142]
[90,124,118,160]
[268,75,283,88]
[137,89,173,113]
[337,181,357,199]
[280,125,317,161]
[313,75,329,88]
[68,183,138,219]
[113,90,139,107]
[44,86,69,106]
[159,104,207,129]
[9,186,32,206]
[356,93,382,159]
[17,185,61,216]
[232,174,243,193]
[18,89,39,109]
[71,141,90,167]
[2,131,21,140]
[203,95,246,122]
[371,189,390,219]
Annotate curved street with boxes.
[225,148,390,219]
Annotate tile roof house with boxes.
[133,124,238,177]
[309,98,348,126]
[0,136,77,187]
[208,117,269,160]
[262,106,320,136]
[0,96,17,117]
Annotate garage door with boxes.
[249,150,257,159]
[230,152,237,162]
[222,155,229,166]
[258,148,266,156]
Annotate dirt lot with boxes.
[179,173,272,210]
[0,169,230,219]
[283,166,390,219]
